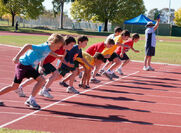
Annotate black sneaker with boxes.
[112,73,119,79]
[0,101,4,106]
[96,73,101,76]
[103,72,113,80]
[59,81,69,87]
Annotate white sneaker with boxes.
[39,89,54,99]
[143,66,149,71]
[15,86,26,97]
[148,66,155,71]
[25,99,41,110]
[117,68,123,75]
[66,86,80,94]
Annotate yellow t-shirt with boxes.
[101,35,123,56]
[76,51,94,69]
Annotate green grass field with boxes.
[0,34,180,64]
[0,128,49,133]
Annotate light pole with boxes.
[168,0,171,24]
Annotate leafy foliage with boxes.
[70,0,145,31]
[0,0,44,26]
[174,8,181,27]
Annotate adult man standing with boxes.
[143,18,160,71]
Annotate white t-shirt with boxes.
[105,33,115,43]
[145,27,156,47]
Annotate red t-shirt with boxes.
[86,42,105,56]
[115,39,134,55]
[43,46,65,64]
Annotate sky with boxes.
[43,0,181,14]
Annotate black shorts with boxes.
[36,63,56,76]
[145,46,155,56]
[105,52,119,62]
[119,53,129,60]
[58,61,79,77]
[14,63,40,84]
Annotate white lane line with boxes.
[0,71,139,128]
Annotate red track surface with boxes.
[0,44,181,133]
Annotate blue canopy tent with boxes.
[124,14,155,32]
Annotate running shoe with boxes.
[15,86,26,97]
[59,81,69,87]
[90,78,101,83]
[112,73,119,78]
[148,66,155,71]
[39,89,54,99]
[25,99,41,110]
[66,86,80,94]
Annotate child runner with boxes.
[42,36,90,96]
[0,33,64,109]
[143,18,160,71]
[85,39,115,83]
[105,27,122,42]
[76,51,105,88]
[101,30,130,80]
[15,36,76,99]
[116,33,140,75]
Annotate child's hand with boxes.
[38,66,45,74]
[57,55,64,60]
[104,54,110,58]
[120,53,124,58]
[67,62,74,68]
[12,57,19,64]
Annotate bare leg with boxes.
[147,56,152,66]
[31,76,45,97]
[20,78,35,88]
[69,68,78,87]
[0,82,19,95]
[144,56,149,67]
[43,70,62,89]
[108,57,121,72]
[120,59,130,68]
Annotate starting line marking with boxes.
[0,71,139,128]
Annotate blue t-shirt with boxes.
[19,42,51,67]
[64,45,82,64]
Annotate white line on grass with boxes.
[0,71,139,128]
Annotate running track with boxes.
[0,44,181,133]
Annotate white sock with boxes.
[28,95,35,101]
[118,66,122,70]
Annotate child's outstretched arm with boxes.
[13,44,32,64]
[49,51,64,60]
[131,47,139,53]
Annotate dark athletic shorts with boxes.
[36,63,56,76]
[145,46,155,56]
[14,63,40,84]
[58,61,79,77]
[105,52,119,62]
[119,53,129,60]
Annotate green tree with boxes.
[70,0,146,31]
[174,8,181,27]
[0,0,44,26]
[52,0,74,29]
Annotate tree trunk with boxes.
[60,1,64,29]
[104,19,108,31]
[11,13,15,27]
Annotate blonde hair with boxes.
[47,33,64,45]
